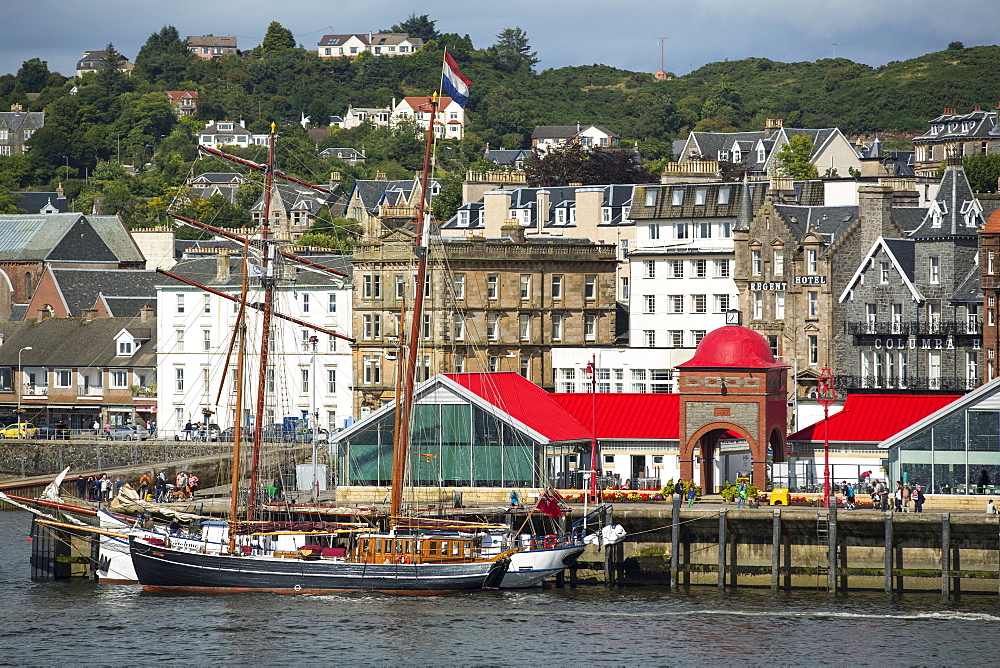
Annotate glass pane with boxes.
[898,431,930,451]
[968,411,999,452]
[933,412,965,451]
[933,458,966,494]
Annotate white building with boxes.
[317,33,423,59]
[391,96,467,140]
[156,252,354,437]
[196,121,270,150]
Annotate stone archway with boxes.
[682,422,760,493]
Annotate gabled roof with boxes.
[0,213,129,263]
[11,192,68,214]
[0,318,158,369]
[484,149,529,166]
[772,204,857,245]
[164,91,198,101]
[909,165,983,236]
[446,373,590,442]
[47,268,162,317]
[838,237,922,303]
[397,97,454,112]
[186,36,236,47]
[790,394,962,444]
[552,393,679,439]
[951,260,982,304]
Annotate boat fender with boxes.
[294,584,302,591]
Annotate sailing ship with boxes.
[129,53,514,594]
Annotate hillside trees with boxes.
[260,22,296,53]
[134,25,196,87]
[387,14,440,42]
[963,154,1000,193]
[487,28,538,74]
[525,144,656,187]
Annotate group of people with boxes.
[150,469,199,502]
[75,473,124,503]
[90,420,156,437]
[182,421,212,441]
[861,479,925,512]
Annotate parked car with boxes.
[218,424,293,443]
[0,422,36,438]
[107,424,150,441]
[36,423,71,440]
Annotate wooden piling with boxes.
[942,513,951,597]
[884,512,893,593]
[717,509,727,589]
[771,509,781,590]
[670,493,680,589]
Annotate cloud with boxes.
[2,0,996,79]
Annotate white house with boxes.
[156,252,354,437]
[317,33,423,59]
[391,97,467,140]
[531,125,620,156]
[196,121,270,150]
[340,106,391,130]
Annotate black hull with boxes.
[129,537,508,595]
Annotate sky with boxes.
[3,0,998,79]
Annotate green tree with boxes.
[525,144,655,187]
[388,13,440,42]
[0,192,26,214]
[95,43,132,97]
[488,27,539,74]
[963,153,1000,193]
[16,58,49,93]
[134,25,195,86]
[948,41,965,50]
[298,211,361,251]
[775,135,819,179]
[431,173,463,221]
[260,21,296,53]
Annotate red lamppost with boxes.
[817,365,837,508]
[585,355,598,504]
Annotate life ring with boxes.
[543,535,557,549]
[399,554,411,564]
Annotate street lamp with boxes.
[16,346,32,422]
[817,365,837,508]
[585,355,598,503]
[63,156,69,181]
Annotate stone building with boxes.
[979,210,1000,382]
[912,106,999,177]
[734,176,924,406]
[0,106,44,156]
[350,226,618,416]
[833,163,985,393]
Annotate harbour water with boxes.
[2,510,998,666]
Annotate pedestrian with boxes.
[988,499,996,516]
[914,483,925,513]
[736,481,747,508]
[99,474,110,503]
[879,481,889,512]
[894,481,903,512]
[76,476,87,499]
[176,471,188,500]
[509,489,521,509]
[151,421,157,438]
[184,421,193,441]
[673,479,684,500]
[155,470,167,503]
[188,474,199,499]
[901,483,911,512]
[686,482,696,509]
[113,476,124,497]
[871,483,879,509]
[138,473,151,499]
[273,475,284,501]
[104,422,112,438]
[844,482,856,510]
[87,476,98,501]
[92,419,101,437]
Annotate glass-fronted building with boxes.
[882,378,1000,494]
[332,373,590,487]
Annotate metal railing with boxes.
[846,320,982,336]
[835,374,980,392]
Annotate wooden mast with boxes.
[227,241,251,552]
[246,123,277,519]
[390,93,439,521]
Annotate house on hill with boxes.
[186,36,237,59]
[0,106,44,156]
[76,50,133,78]
[9,189,68,214]
[913,106,999,177]
[317,33,423,58]
[531,125,620,155]
[164,91,198,117]
[391,97,466,140]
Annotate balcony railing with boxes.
[22,384,48,396]
[78,384,104,396]
[836,374,980,392]
[846,320,982,336]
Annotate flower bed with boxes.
[561,490,666,502]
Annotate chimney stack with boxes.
[858,185,893,251]
[140,305,154,322]
[216,251,231,281]
[764,118,783,140]
[501,219,525,243]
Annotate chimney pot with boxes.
[216,251,231,281]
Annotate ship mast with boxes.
[390,93,439,522]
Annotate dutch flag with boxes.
[441,51,471,107]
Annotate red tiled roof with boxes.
[551,393,679,440]
[444,373,589,442]
[402,96,453,110]
[789,394,962,442]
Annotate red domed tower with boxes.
[981,209,1000,381]
[676,322,789,492]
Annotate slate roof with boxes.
[441,184,635,230]
[251,183,344,215]
[0,318,158,369]
[189,172,246,186]
[908,165,984,237]
[951,262,982,304]
[163,254,351,290]
[187,36,237,48]
[914,108,998,142]
[9,304,27,321]
[484,149,529,166]
[47,268,163,317]
[100,295,157,317]
[350,179,418,212]
[0,111,44,135]
[11,192,68,214]
[0,213,133,263]
[772,205,858,245]
[790,394,962,443]
[319,148,365,160]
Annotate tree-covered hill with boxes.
[0,17,996,229]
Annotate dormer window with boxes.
[118,340,133,355]
[718,150,729,161]
[218,123,233,131]
[757,147,766,162]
